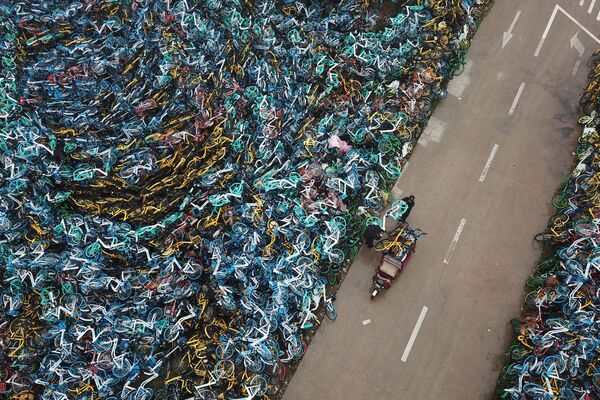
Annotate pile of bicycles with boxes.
[0,0,491,398]
[497,51,600,399]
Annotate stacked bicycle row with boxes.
[0,1,491,399]
[496,52,600,399]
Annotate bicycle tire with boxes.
[537,265,556,277]
[548,213,569,228]
[525,274,545,290]
[329,261,342,273]
[551,193,568,210]
[318,263,330,275]
[575,144,591,158]
[574,220,597,235]
[378,139,394,155]
[374,240,387,251]
[384,165,402,180]
[195,389,217,400]
[245,356,264,373]
[325,303,337,321]
[432,85,447,100]
[523,383,547,397]
[452,61,465,77]
[214,359,235,379]
[508,345,529,361]
[326,272,338,286]
[503,363,522,379]
[582,100,595,116]
[112,360,132,379]
[216,343,235,360]
[277,361,287,381]
[248,375,269,397]
[347,243,360,262]
[593,373,600,391]
[580,91,594,106]
[587,51,600,67]
[523,290,540,310]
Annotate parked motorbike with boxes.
[371,223,424,299]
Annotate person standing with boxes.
[364,224,384,248]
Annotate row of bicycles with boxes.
[497,51,600,399]
[0,0,491,399]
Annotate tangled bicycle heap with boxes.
[497,53,600,399]
[0,0,489,398]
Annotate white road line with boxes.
[596,8,600,20]
[589,0,597,13]
[559,5,600,43]
[401,306,428,363]
[479,144,499,182]
[501,10,521,49]
[508,82,526,116]
[573,59,582,76]
[580,0,586,5]
[534,5,559,57]
[571,33,585,58]
[535,5,600,57]
[443,218,467,264]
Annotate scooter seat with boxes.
[379,260,399,278]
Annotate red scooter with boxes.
[371,224,424,299]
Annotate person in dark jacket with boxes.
[364,224,384,248]
[400,195,415,222]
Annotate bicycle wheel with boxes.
[328,248,345,264]
[215,342,235,360]
[387,199,408,219]
[378,139,394,155]
[432,85,447,100]
[536,258,556,274]
[347,243,360,262]
[112,361,133,379]
[503,362,522,379]
[523,383,547,397]
[452,60,465,76]
[246,356,264,373]
[384,164,402,180]
[508,345,529,361]
[534,232,554,242]
[582,100,595,116]
[325,302,337,321]
[523,290,539,310]
[575,220,597,235]
[548,213,569,228]
[326,271,338,286]
[317,252,331,269]
[214,360,235,379]
[526,274,546,290]
[195,389,217,400]
[374,240,388,251]
[329,261,342,273]
[248,375,268,397]
[580,90,594,106]
[593,373,600,391]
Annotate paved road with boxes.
[283,1,600,399]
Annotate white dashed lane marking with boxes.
[443,218,467,265]
[401,306,429,363]
[508,82,526,116]
[479,144,499,183]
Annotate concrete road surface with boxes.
[283,1,600,399]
